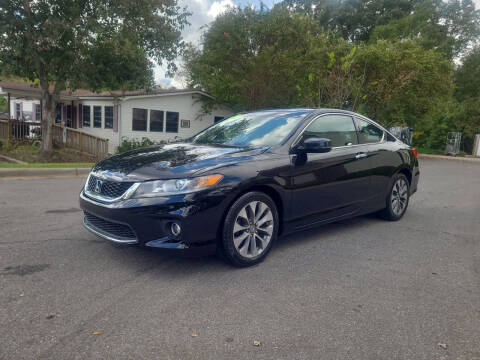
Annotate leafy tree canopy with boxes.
[0,0,189,151]
[184,3,480,152]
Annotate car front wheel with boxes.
[221,192,279,267]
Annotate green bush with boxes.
[116,137,164,154]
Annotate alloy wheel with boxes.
[391,178,408,216]
[233,201,274,258]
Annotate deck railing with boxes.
[52,124,109,159]
[1,121,109,160]
[0,120,8,139]
[0,120,42,141]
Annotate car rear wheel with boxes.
[221,192,279,267]
[378,173,410,221]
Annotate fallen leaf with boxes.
[253,340,261,346]
[190,333,198,337]
[92,330,102,336]
[437,343,447,350]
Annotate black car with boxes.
[80,109,419,267]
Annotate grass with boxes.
[0,162,93,168]
[0,141,98,163]
[416,147,444,155]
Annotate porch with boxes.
[0,82,109,159]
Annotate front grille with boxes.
[86,175,134,199]
[84,212,137,241]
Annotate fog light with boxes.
[171,222,181,236]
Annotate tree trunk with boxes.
[40,90,56,153]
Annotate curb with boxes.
[418,154,480,163]
[0,168,91,178]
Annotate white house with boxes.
[0,82,233,153]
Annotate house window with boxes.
[66,105,72,127]
[35,104,41,122]
[16,103,21,119]
[55,104,62,124]
[214,116,224,123]
[181,119,190,128]
[166,111,179,133]
[93,106,102,128]
[105,106,113,129]
[82,105,91,127]
[132,108,147,131]
[150,110,164,132]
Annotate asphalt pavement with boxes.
[0,158,479,360]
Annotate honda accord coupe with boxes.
[80,109,419,267]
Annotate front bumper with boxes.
[79,188,230,255]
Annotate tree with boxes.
[355,40,454,128]
[371,0,480,59]
[280,0,414,42]
[281,0,480,59]
[0,0,189,153]
[455,47,480,101]
[0,96,6,112]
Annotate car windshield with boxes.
[191,110,312,147]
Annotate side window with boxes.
[35,104,41,121]
[301,115,358,147]
[55,104,62,124]
[104,106,113,129]
[132,108,147,131]
[166,111,179,133]
[150,110,164,132]
[356,118,384,144]
[82,105,91,127]
[93,106,102,128]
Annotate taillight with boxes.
[411,148,418,158]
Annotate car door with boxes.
[287,114,372,228]
[354,117,395,206]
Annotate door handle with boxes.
[355,153,367,159]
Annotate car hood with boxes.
[91,143,267,181]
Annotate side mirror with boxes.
[297,137,332,153]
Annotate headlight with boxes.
[132,174,223,198]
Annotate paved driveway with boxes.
[0,158,479,360]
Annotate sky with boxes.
[155,0,480,88]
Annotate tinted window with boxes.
[356,118,384,143]
[82,105,90,127]
[214,116,224,123]
[301,115,358,147]
[105,106,113,129]
[150,110,164,132]
[93,106,102,128]
[132,108,147,131]
[193,110,311,147]
[166,111,179,133]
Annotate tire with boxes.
[220,192,279,267]
[378,173,410,221]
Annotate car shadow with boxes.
[86,213,383,275]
